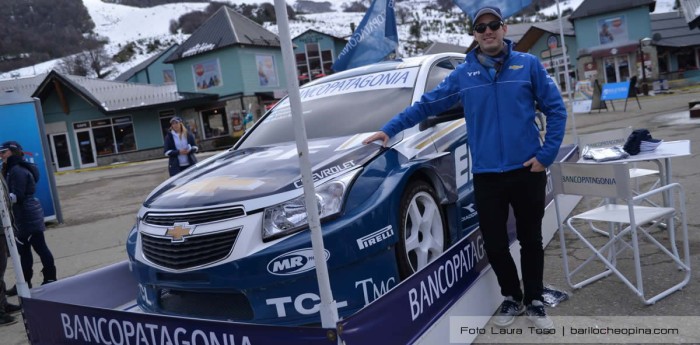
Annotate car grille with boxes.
[141,229,240,270]
[143,207,245,226]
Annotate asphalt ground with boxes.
[2,87,700,344]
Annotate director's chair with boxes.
[577,127,663,236]
[551,162,690,305]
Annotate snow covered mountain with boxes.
[0,0,677,81]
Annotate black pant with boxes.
[17,232,55,284]
[0,238,8,310]
[169,164,191,177]
[473,167,546,305]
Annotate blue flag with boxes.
[332,0,398,72]
[453,0,533,21]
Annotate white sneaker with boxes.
[526,300,554,329]
[493,296,525,327]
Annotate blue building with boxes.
[291,29,347,85]
[0,6,288,170]
[114,44,180,85]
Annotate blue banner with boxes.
[601,81,631,100]
[331,0,398,72]
[0,97,58,221]
[454,0,533,20]
[22,262,332,345]
[338,227,490,344]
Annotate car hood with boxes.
[143,135,384,210]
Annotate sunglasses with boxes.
[474,20,503,34]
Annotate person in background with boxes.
[363,6,566,330]
[1,141,57,297]
[0,226,21,326]
[164,116,198,177]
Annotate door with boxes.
[604,55,631,83]
[75,129,97,168]
[49,133,74,171]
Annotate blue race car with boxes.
[126,53,482,325]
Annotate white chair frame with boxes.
[577,127,663,235]
[552,162,690,305]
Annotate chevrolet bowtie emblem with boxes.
[165,224,192,242]
[509,65,524,70]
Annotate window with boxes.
[307,43,322,79]
[425,59,455,91]
[93,126,115,155]
[294,43,335,84]
[202,108,229,138]
[604,55,630,83]
[322,50,333,76]
[88,116,136,156]
[296,52,309,84]
[114,116,136,152]
[677,48,698,71]
[239,68,419,148]
[658,53,669,74]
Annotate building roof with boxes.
[503,21,533,44]
[515,16,575,52]
[680,0,700,29]
[570,0,656,20]
[294,28,347,42]
[0,74,46,98]
[31,71,216,114]
[424,41,468,55]
[467,21,533,51]
[0,89,34,106]
[651,11,700,47]
[114,44,178,82]
[165,6,280,63]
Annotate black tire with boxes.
[396,180,448,279]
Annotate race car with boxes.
[126,53,484,325]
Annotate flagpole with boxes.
[273,0,339,329]
[1,180,31,299]
[557,0,577,140]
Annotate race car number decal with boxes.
[454,144,471,188]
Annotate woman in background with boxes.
[164,116,198,177]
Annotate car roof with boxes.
[305,53,466,87]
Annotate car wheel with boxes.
[396,180,447,279]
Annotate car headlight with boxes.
[262,168,361,241]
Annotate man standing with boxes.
[363,6,567,329]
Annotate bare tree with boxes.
[56,54,89,76]
[56,47,113,78]
[86,47,113,78]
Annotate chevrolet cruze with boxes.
[126,53,482,325]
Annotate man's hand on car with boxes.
[363,131,389,147]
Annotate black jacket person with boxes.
[0,141,56,288]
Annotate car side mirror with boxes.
[419,108,463,131]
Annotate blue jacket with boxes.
[381,40,567,173]
[164,131,198,177]
[3,155,45,237]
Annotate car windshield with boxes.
[238,67,419,149]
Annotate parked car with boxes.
[126,53,482,325]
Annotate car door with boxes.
[421,57,478,234]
